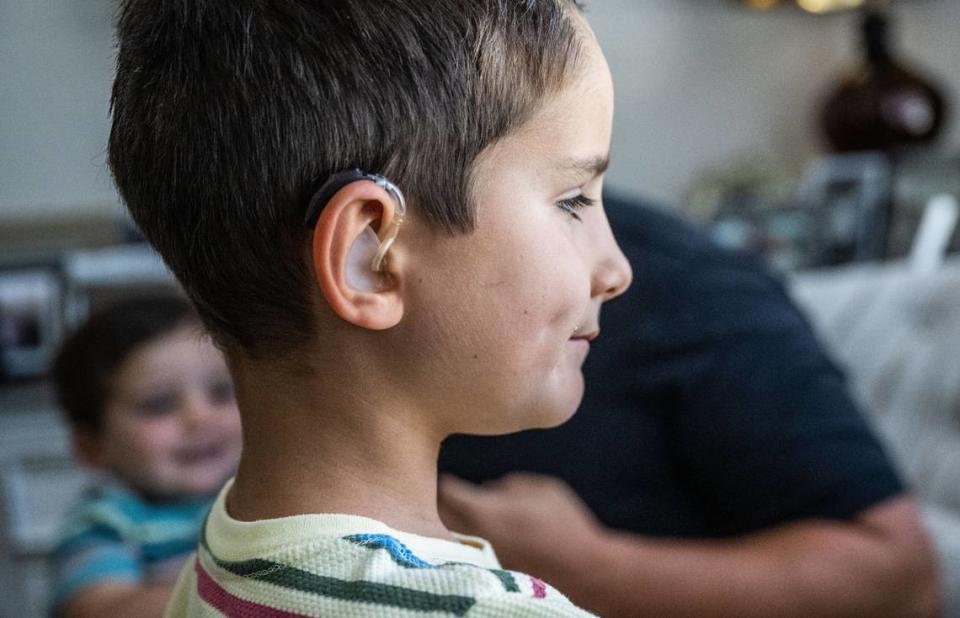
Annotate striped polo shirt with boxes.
[49,483,213,614]
[164,480,595,617]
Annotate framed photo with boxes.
[0,269,62,380]
[796,153,893,266]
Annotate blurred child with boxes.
[49,296,242,617]
[109,1,632,615]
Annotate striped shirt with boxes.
[165,480,595,617]
[49,484,213,614]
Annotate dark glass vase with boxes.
[821,9,946,153]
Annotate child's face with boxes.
[396,22,632,434]
[80,324,242,499]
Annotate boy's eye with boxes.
[556,194,597,222]
[208,379,235,406]
[135,393,179,417]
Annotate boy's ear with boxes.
[71,428,106,470]
[310,181,405,330]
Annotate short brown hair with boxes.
[109,0,586,357]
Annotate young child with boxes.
[108,1,632,615]
[49,296,242,617]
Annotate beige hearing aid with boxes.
[304,168,408,289]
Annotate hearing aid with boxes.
[304,169,408,288]
[346,226,387,292]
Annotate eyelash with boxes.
[556,195,597,221]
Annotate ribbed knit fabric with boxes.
[164,480,595,617]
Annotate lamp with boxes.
[738,0,878,13]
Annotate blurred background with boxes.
[1,0,959,615]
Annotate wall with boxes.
[590,0,960,206]
[1,0,958,221]
[0,0,118,221]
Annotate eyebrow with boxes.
[560,155,610,178]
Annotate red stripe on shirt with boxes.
[530,576,547,599]
[195,557,311,618]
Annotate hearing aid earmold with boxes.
[304,169,407,274]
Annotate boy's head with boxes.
[52,297,242,499]
[110,0,590,355]
[109,1,631,432]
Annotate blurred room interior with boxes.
[1,0,959,615]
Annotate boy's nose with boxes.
[180,396,215,429]
[591,215,633,303]
[593,248,632,302]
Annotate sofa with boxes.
[792,258,960,617]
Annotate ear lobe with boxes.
[311,182,404,330]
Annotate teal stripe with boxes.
[54,524,123,558]
[489,569,521,593]
[57,496,207,549]
[57,524,197,563]
[141,537,198,562]
[435,562,522,594]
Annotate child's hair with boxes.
[52,295,198,432]
[108,0,586,357]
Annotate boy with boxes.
[49,296,242,617]
[108,1,632,615]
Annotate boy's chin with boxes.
[146,475,231,501]
[136,484,220,503]
[529,401,582,431]
[523,375,586,430]
[470,385,584,436]
[177,474,233,497]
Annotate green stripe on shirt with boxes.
[202,549,477,616]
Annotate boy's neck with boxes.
[225,362,455,541]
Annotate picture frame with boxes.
[0,269,62,381]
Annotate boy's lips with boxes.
[571,329,599,342]
[176,441,228,465]
[569,330,598,357]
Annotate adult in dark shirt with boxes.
[438,194,939,618]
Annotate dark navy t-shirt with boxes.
[438,195,903,538]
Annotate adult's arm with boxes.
[440,474,940,618]
[57,582,173,618]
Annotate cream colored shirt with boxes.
[165,480,595,617]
